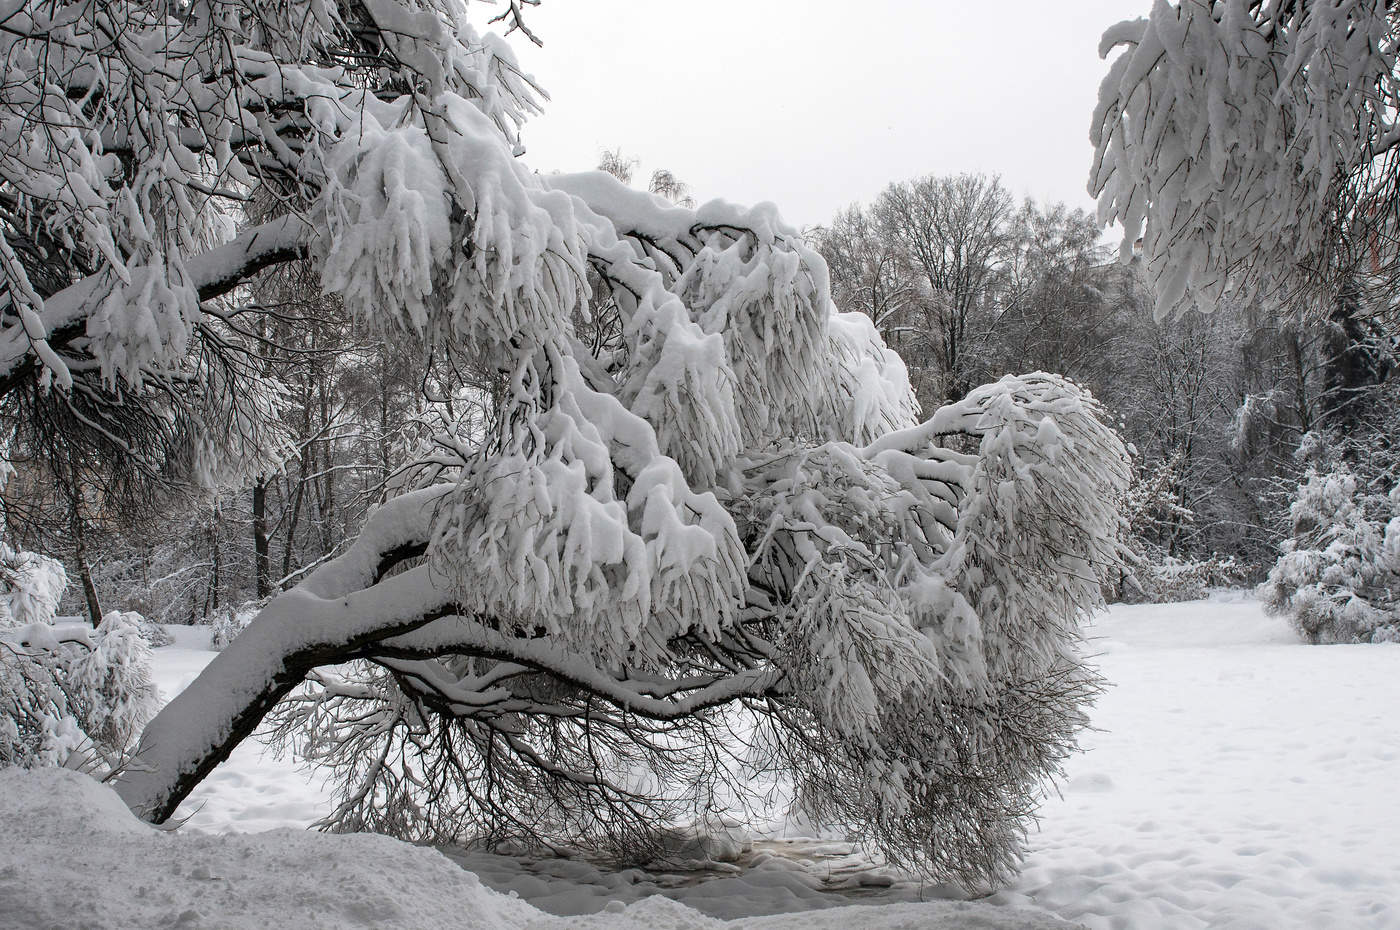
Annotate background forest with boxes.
[815,171,1400,613]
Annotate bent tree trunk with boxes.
[114,484,785,822]
[114,488,446,821]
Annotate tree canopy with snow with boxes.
[1091,0,1400,318]
[0,0,1130,886]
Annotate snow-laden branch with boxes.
[0,217,309,393]
[1091,0,1400,316]
[374,618,785,719]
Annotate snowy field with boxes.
[2,594,1397,930]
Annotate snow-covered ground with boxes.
[3,595,1398,929]
[998,595,1400,930]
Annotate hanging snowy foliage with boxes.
[1091,1,1400,317]
[68,612,160,751]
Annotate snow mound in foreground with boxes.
[0,768,537,930]
[0,768,1084,930]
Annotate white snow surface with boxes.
[4,595,1399,929]
[0,770,1067,930]
[994,595,1400,930]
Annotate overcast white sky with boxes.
[502,0,1150,231]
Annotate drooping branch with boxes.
[1091,0,1400,315]
[0,217,311,396]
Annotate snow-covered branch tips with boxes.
[0,0,1127,887]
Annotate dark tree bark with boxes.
[70,511,102,628]
[253,479,271,598]
[207,507,222,613]
[1322,280,1390,431]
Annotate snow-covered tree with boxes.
[1091,0,1400,318]
[1260,376,1400,642]
[0,0,1130,885]
[1261,468,1400,643]
[1089,3,1400,586]
[874,173,1014,405]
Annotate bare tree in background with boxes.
[875,174,1013,404]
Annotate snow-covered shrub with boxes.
[208,601,263,651]
[0,543,67,627]
[95,609,174,649]
[0,563,159,768]
[0,623,89,767]
[69,613,160,750]
[1128,554,1247,604]
[133,616,174,649]
[1,618,158,769]
[1260,470,1400,643]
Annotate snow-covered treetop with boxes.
[1091,0,1400,318]
[0,0,927,485]
[0,0,548,484]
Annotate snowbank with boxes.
[0,768,1082,929]
[0,768,537,930]
[993,596,1400,930]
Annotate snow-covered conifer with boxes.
[1261,467,1400,643]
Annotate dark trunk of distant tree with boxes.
[70,511,102,627]
[1288,329,1314,436]
[1322,279,1390,431]
[207,507,222,614]
[253,478,271,598]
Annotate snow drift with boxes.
[0,767,1083,930]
